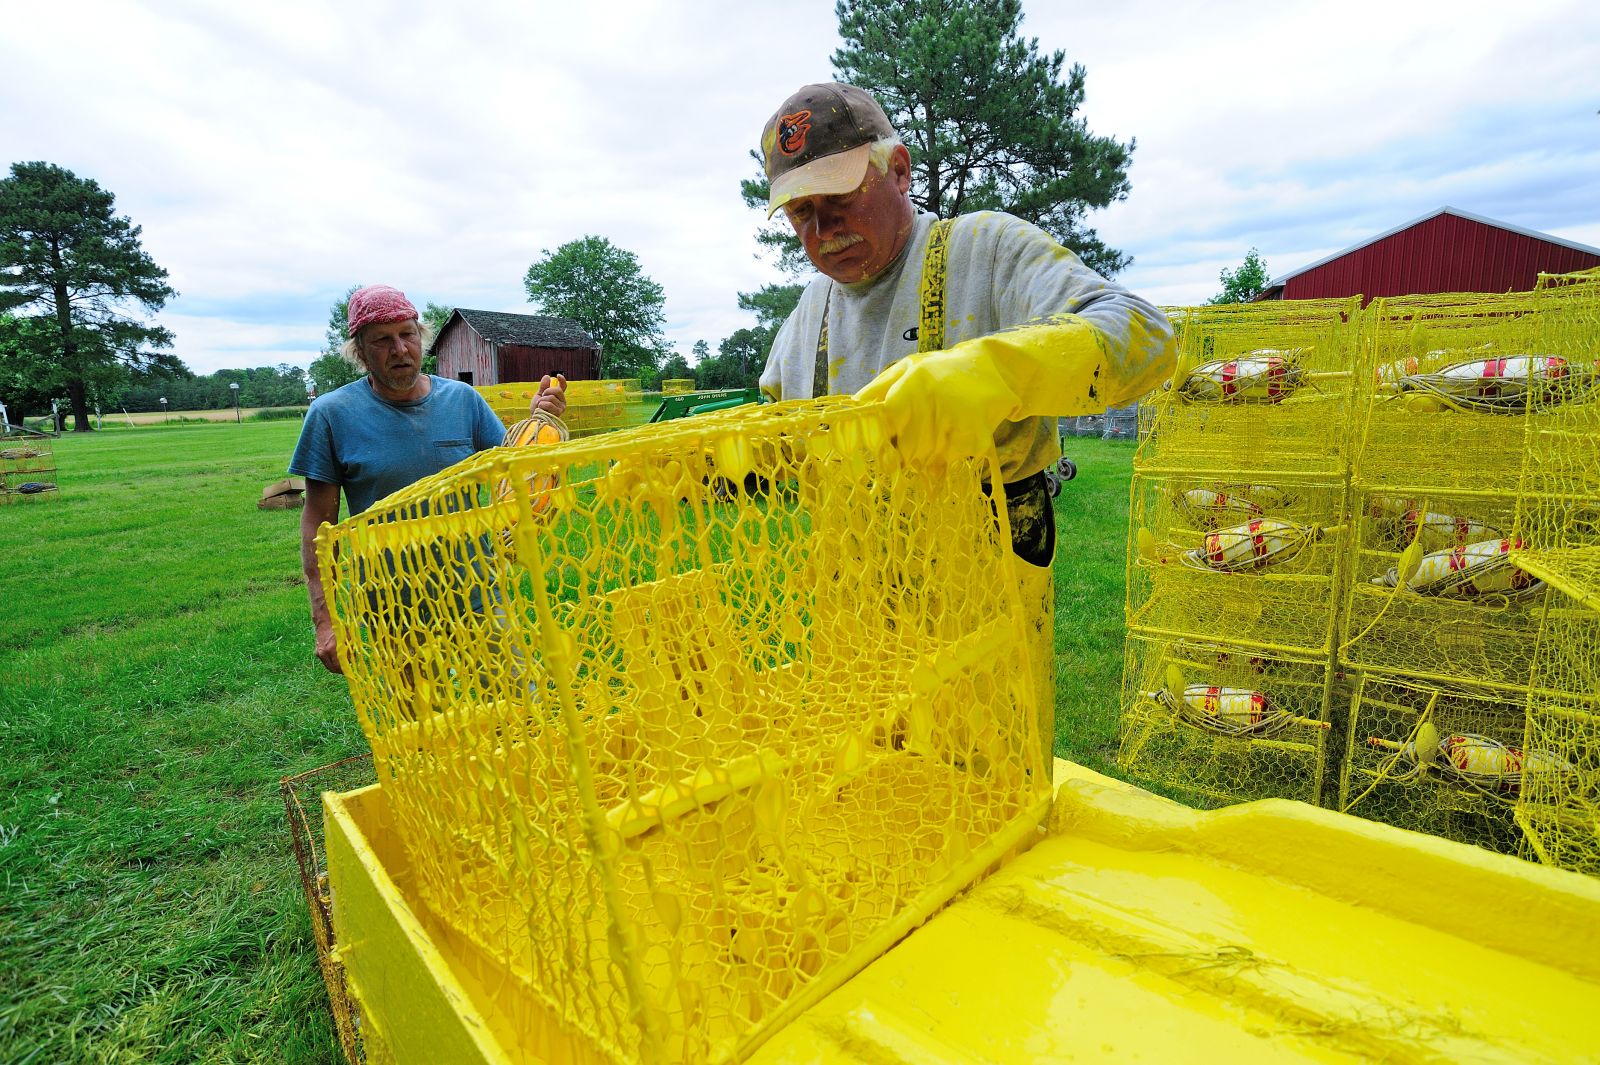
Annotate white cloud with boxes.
[2,0,1595,372]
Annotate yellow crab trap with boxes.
[314,396,1050,1064]
[1509,273,1600,876]
[1339,487,1553,693]
[1338,674,1534,854]
[1352,290,1578,497]
[478,379,654,437]
[1117,634,1334,807]
[1125,471,1350,658]
[1510,274,1600,613]
[1134,297,1364,480]
[1516,610,1600,876]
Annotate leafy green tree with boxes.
[422,301,452,335]
[308,350,361,398]
[737,284,803,330]
[524,236,668,380]
[1208,248,1272,305]
[706,329,769,389]
[740,156,815,278]
[0,313,59,421]
[741,2,1136,278]
[710,283,804,383]
[322,284,357,357]
[310,285,364,397]
[659,349,693,384]
[831,0,1136,276]
[421,300,452,375]
[0,162,176,430]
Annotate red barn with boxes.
[1259,207,1600,304]
[430,309,601,386]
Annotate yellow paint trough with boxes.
[325,761,1600,1063]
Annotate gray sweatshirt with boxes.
[760,210,1173,480]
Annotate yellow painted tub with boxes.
[325,761,1600,1063]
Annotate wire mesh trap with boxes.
[1339,676,1532,853]
[1118,635,1334,807]
[1137,298,1364,480]
[0,431,59,504]
[281,752,379,1063]
[313,396,1049,1063]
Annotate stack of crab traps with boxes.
[1121,273,1600,872]
[1120,298,1362,807]
[1338,287,1599,853]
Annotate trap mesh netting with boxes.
[1126,471,1350,660]
[1339,675,1526,853]
[1118,634,1334,807]
[315,396,1049,1063]
[478,378,653,437]
[1120,281,1600,865]
[1138,297,1363,479]
[1342,486,1550,694]
[1518,609,1600,876]
[1354,291,1560,496]
[1512,269,1600,875]
[0,432,58,503]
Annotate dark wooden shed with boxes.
[430,309,601,386]
[1258,207,1600,305]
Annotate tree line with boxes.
[4,0,1168,430]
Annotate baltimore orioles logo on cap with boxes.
[777,110,812,155]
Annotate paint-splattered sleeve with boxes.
[985,213,1175,409]
[759,313,800,403]
[759,277,829,403]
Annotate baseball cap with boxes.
[761,83,897,218]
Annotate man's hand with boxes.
[855,350,1008,469]
[313,619,343,674]
[301,479,344,675]
[533,374,567,417]
[855,314,1109,468]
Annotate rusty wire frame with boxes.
[281,752,377,1064]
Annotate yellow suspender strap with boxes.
[917,218,954,353]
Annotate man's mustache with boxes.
[818,233,864,255]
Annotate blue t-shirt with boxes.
[289,376,503,515]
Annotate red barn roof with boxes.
[1260,207,1600,304]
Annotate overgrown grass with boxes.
[0,424,1137,1064]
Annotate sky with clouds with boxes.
[3,0,1596,376]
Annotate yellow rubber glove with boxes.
[854,313,1112,468]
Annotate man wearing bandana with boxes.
[289,284,566,673]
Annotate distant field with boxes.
[0,421,1135,1063]
[99,406,308,426]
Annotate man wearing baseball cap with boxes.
[757,83,1175,764]
[289,284,566,673]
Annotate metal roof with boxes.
[1267,207,1600,287]
[436,308,599,351]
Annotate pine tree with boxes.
[832,0,1136,276]
[0,162,175,430]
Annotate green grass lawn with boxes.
[0,422,1135,1064]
